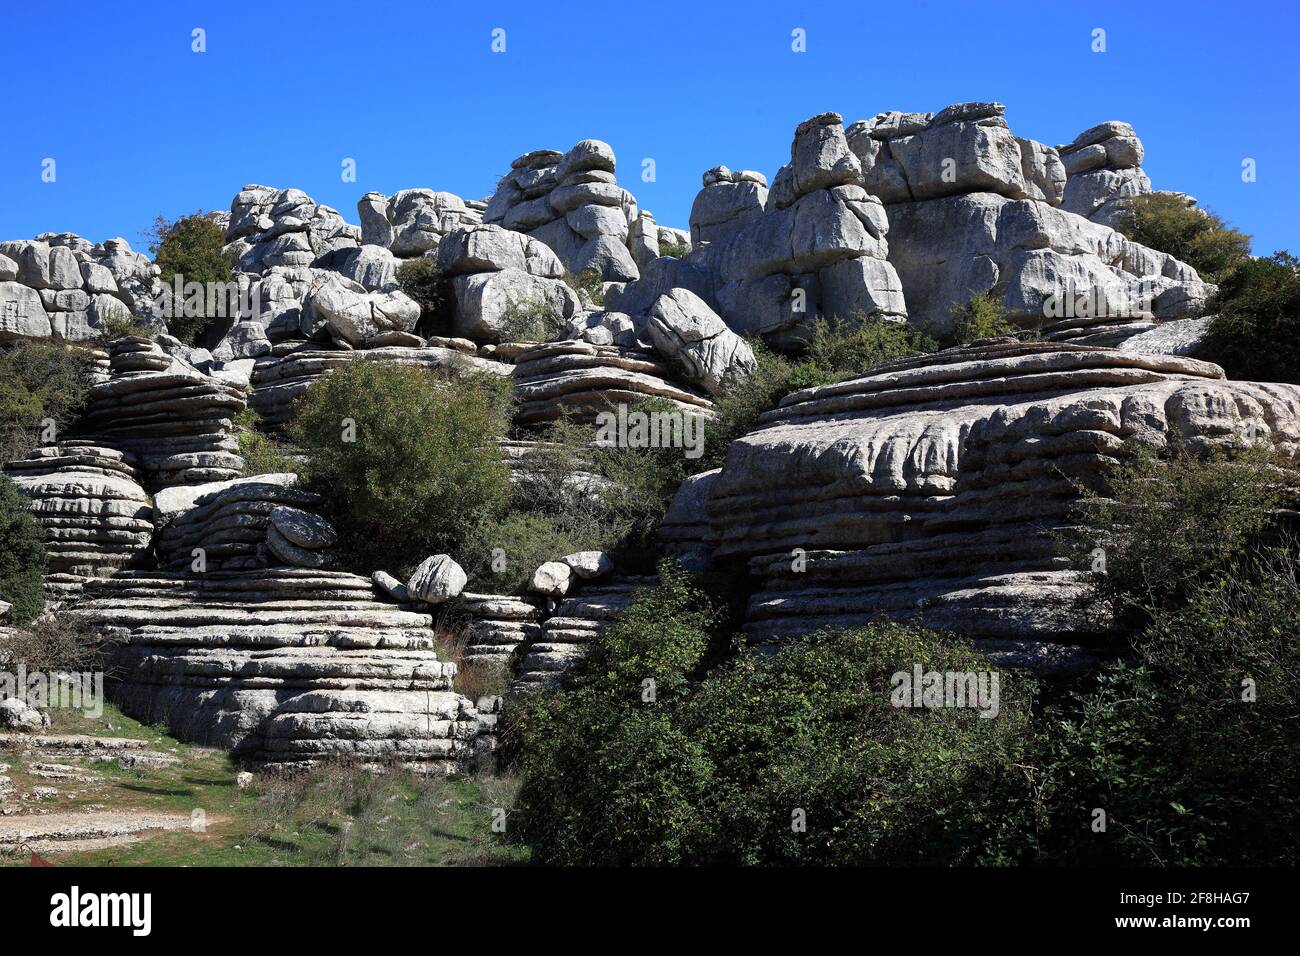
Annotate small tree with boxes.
[147,211,234,344]
[290,360,511,572]
[0,475,46,625]
[949,292,1014,345]
[1205,251,1300,385]
[0,341,94,462]
[1114,194,1252,284]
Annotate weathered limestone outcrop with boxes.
[1058,122,1151,228]
[73,338,247,489]
[435,224,582,343]
[456,593,545,668]
[0,234,163,343]
[510,575,658,693]
[483,141,643,282]
[72,570,478,771]
[686,339,1300,670]
[224,186,360,275]
[641,113,908,347]
[511,340,714,427]
[845,103,1212,342]
[152,474,334,572]
[360,189,483,258]
[3,444,153,599]
[248,342,510,428]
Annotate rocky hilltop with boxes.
[3,102,1294,770]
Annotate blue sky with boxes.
[2,0,1295,255]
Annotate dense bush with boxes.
[1114,193,1252,284]
[1033,553,1299,865]
[290,360,511,572]
[1204,252,1300,384]
[396,258,449,334]
[0,475,46,625]
[506,441,1299,865]
[147,211,234,344]
[459,511,598,594]
[949,292,1015,345]
[233,409,301,478]
[508,563,1037,865]
[658,240,689,259]
[0,340,95,462]
[497,296,569,343]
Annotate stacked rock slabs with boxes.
[73,569,477,771]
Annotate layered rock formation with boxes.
[151,474,332,572]
[846,103,1212,341]
[0,234,162,344]
[74,338,246,488]
[483,140,642,282]
[510,575,657,693]
[3,444,153,599]
[72,569,477,771]
[512,340,714,427]
[683,113,909,345]
[686,339,1300,669]
[1058,121,1151,228]
[456,593,545,668]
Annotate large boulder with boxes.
[407,554,467,606]
[300,273,420,346]
[646,288,756,395]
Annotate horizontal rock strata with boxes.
[72,569,478,770]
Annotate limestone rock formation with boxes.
[224,186,360,275]
[152,474,331,572]
[73,338,247,488]
[483,140,643,282]
[845,103,1212,341]
[688,339,1300,668]
[72,569,478,771]
[0,234,163,343]
[435,224,582,343]
[1058,122,1152,228]
[457,593,545,668]
[3,444,153,599]
[407,554,467,606]
[511,340,714,427]
[510,575,657,693]
[645,288,757,396]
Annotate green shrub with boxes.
[396,258,450,333]
[1036,444,1300,865]
[804,312,938,374]
[234,409,301,478]
[658,240,689,259]
[100,315,153,342]
[1076,442,1284,628]
[290,360,511,571]
[1114,193,1252,284]
[147,211,234,344]
[563,268,605,307]
[1035,547,1299,865]
[459,512,598,593]
[497,296,568,343]
[949,292,1014,345]
[1204,251,1300,384]
[509,564,1038,865]
[0,475,46,625]
[0,341,95,462]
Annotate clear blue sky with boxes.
[2,0,1295,255]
